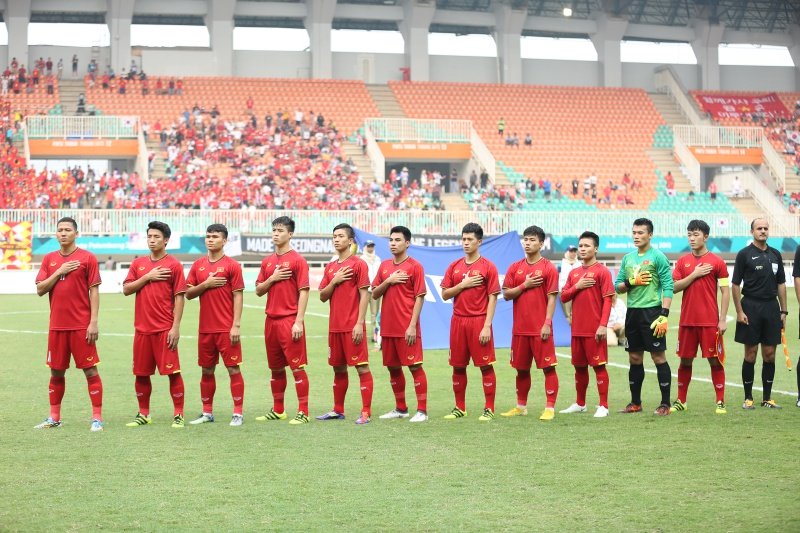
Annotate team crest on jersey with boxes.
[472,270,481,276]
[535,270,542,276]
[216,267,224,273]
[642,260,650,265]
[282,262,289,268]
[587,272,595,278]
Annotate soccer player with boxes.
[670,220,730,414]
[371,226,428,423]
[186,224,246,426]
[254,216,311,425]
[316,223,374,424]
[122,221,187,428]
[441,222,500,421]
[34,217,104,431]
[731,217,787,409]
[559,231,614,418]
[501,225,560,421]
[615,218,674,416]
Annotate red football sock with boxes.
[543,367,559,408]
[677,363,693,403]
[515,370,531,407]
[594,365,609,408]
[229,371,244,416]
[293,369,310,415]
[134,375,152,417]
[410,366,427,412]
[333,371,348,414]
[388,368,408,411]
[452,367,468,411]
[200,373,216,414]
[481,366,496,411]
[86,373,103,420]
[168,373,185,416]
[711,364,725,402]
[271,369,287,413]
[574,366,590,406]
[49,376,65,421]
[358,370,374,415]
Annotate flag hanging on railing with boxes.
[0,221,32,270]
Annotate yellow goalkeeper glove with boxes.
[650,314,669,338]
[628,270,652,286]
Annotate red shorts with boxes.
[133,331,181,376]
[511,334,556,370]
[265,315,307,370]
[198,332,243,368]
[449,315,496,368]
[381,336,424,367]
[677,326,724,359]
[570,336,608,367]
[46,329,100,370]
[328,328,369,367]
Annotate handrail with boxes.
[761,136,787,193]
[653,66,707,126]
[673,125,763,148]
[363,125,385,183]
[26,115,140,139]
[672,134,701,190]
[470,127,495,184]
[364,118,471,144]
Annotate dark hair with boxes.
[206,223,228,239]
[579,230,599,248]
[148,220,171,239]
[57,217,78,230]
[273,216,295,233]
[462,222,483,240]
[686,219,710,236]
[390,225,412,242]
[632,218,653,234]
[523,225,545,242]
[333,223,354,239]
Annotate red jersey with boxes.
[319,255,370,332]
[441,256,501,318]
[124,255,187,333]
[186,255,245,333]
[372,256,426,337]
[502,257,558,335]
[35,248,101,330]
[673,251,728,327]
[256,249,310,318]
[560,262,615,337]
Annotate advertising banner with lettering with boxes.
[0,221,33,270]
[695,92,790,120]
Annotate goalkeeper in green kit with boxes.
[615,218,674,416]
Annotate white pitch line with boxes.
[0,329,324,339]
[555,352,796,398]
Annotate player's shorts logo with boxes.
[166,363,173,369]
[230,355,239,361]
[292,357,299,364]
[86,356,94,362]
[351,355,358,361]
[544,357,551,362]
[592,355,599,361]
[482,355,489,361]
[407,354,414,361]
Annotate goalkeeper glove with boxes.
[650,312,669,338]
[628,270,652,286]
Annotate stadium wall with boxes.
[0,46,794,91]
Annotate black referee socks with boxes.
[742,360,755,400]
[762,362,775,402]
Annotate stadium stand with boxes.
[389,82,665,210]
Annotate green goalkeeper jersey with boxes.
[615,246,674,308]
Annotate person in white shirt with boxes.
[606,294,627,346]
[558,245,580,323]
[361,241,382,328]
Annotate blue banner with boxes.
[354,228,572,349]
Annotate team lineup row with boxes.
[32,215,799,432]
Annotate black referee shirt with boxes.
[731,243,785,299]
[793,245,800,279]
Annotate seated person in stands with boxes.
[524,133,532,146]
[76,93,86,114]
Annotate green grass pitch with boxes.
[1,291,798,531]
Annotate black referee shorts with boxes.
[735,298,781,346]
[624,306,667,353]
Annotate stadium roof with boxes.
[5,0,799,39]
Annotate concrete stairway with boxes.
[58,79,85,114]
[366,85,405,118]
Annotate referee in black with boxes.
[731,217,787,409]
[793,243,800,407]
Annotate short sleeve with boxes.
[230,261,245,292]
[296,257,310,290]
[413,262,427,297]
[35,256,50,284]
[716,257,729,280]
[774,250,786,284]
[318,262,332,291]
[123,261,138,285]
[186,263,198,286]
[255,258,269,285]
[545,263,558,294]
[172,261,187,294]
[731,250,746,285]
[672,260,685,282]
[371,262,385,290]
[502,263,517,289]
[356,260,370,289]
[486,263,500,295]
[441,261,456,289]
[601,267,615,295]
[86,254,101,287]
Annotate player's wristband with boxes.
[780,310,789,316]
[660,308,669,317]
[544,318,553,326]
[623,279,632,289]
